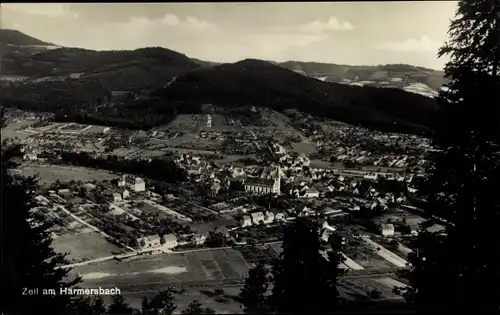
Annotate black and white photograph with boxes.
[1,1,499,314]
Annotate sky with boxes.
[1,2,458,70]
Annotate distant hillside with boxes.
[278,61,449,92]
[0,30,444,135]
[0,29,55,46]
[159,59,439,135]
[1,30,448,93]
[2,46,203,90]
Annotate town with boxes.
[3,108,444,312]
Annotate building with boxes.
[161,234,178,249]
[57,189,72,199]
[251,212,265,225]
[302,188,320,198]
[379,223,395,237]
[240,215,252,228]
[117,175,127,187]
[264,211,275,224]
[111,193,122,202]
[191,233,207,246]
[84,183,96,190]
[130,177,146,192]
[244,165,281,195]
[244,178,276,194]
[23,153,37,161]
[274,212,286,222]
[210,182,221,196]
[120,189,130,199]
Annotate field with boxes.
[52,231,126,262]
[2,120,36,140]
[19,164,119,184]
[73,248,251,289]
[339,276,406,301]
[290,141,317,155]
[341,242,396,269]
[238,244,278,265]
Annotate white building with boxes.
[240,215,252,227]
[264,211,275,224]
[130,177,146,192]
[274,212,286,222]
[364,173,378,181]
[379,223,395,237]
[191,233,207,246]
[111,193,122,202]
[121,189,130,199]
[117,175,127,187]
[23,153,37,161]
[302,188,320,198]
[161,233,178,249]
[251,212,265,225]
[57,189,72,198]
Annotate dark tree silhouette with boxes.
[91,297,107,315]
[267,218,345,314]
[239,262,269,314]
[72,296,107,315]
[181,300,215,315]
[143,289,177,315]
[205,230,226,248]
[108,295,133,315]
[400,0,500,312]
[1,112,81,315]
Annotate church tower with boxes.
[273,164,281,195]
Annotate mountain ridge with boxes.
[1,30,442,135]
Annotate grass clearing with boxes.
[52,231,126,262]
[290,141,317,155]
[19,164,119,184]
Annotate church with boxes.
[243,165,281,195]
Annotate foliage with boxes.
[181,300,215,315]
[142,289,177,315]
[108,295,133,315]
[400,0,500,311]
[267,218,345,314]
[205,230,226,248]
[1,110,81,314]
[238,218,345,314]
[71,296,107,315]
[48,150,188,183]
[239,262,270,314]
[159,59,439,135]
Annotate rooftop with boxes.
[244,177,275,186]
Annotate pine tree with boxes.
[266,218,344,314]
[143,289,177,315]
[1,110,81,314]
[91,296,107,315]
[108,295,133,315]
[181,300,215,315]
[239,262,269,314]
[401,0,500,312]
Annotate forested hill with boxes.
[158,59,440,135]
[0,29,55,46]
